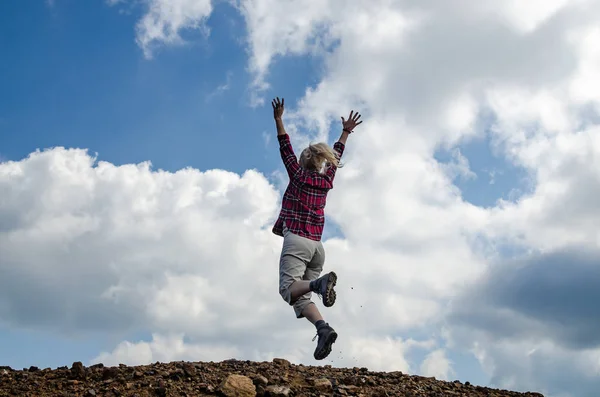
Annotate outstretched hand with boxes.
[341,110,362,133]
[272,97,284,120]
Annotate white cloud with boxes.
[0,147,280,337]
[92,333,240,367]
[233,0,342,99]
[109,0,214,58]
[494,0,572,33]
[420,349,454,381]
[0,147,441,372]
[483,124,600,250]
[339,336,418,373]
[569,26,600,105]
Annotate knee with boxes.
[279,283,294,305]
[293,297,310,318]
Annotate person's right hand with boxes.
[341,110,362,133]
[272,97,284,120]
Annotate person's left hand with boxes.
[341,110,362,133]
[272,97,284,120]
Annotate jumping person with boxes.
[271,97,362,360]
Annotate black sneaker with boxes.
[312,323,338,360]
[310,272,337,307]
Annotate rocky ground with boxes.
[0,358,544,397]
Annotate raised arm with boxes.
[273,97,287,136]
[272,97,301,178]
[324,110,363,180]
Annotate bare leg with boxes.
[288,280,312,302]
[301,302,324,324]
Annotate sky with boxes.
[1,1,600,396]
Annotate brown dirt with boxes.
[0,358,544,396]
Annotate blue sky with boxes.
[0,0,321,175]
[436,133,531,206]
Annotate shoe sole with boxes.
[323,271,337,307]
[314,330,338,360]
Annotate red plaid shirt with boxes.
[272,133,345,241]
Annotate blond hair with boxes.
[299,142,342,173]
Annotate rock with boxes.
[87,389,97,396]
[313,378,332,392]
[155,379,167,397]
[169,368,185,380]
[264,385,291,396]
[253,375,269,386]
[182,362,196,377]
[71,362,86,380]
[28,366,39,372]
[103,367,120,380]
[272,358,290,368]
[199,383,215,393]
[219,374,257,397]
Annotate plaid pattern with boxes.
[272,133,345,241]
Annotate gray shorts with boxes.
[279,226,325,318]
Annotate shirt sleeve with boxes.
[323,141,345,182]
[278,133,301,179]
